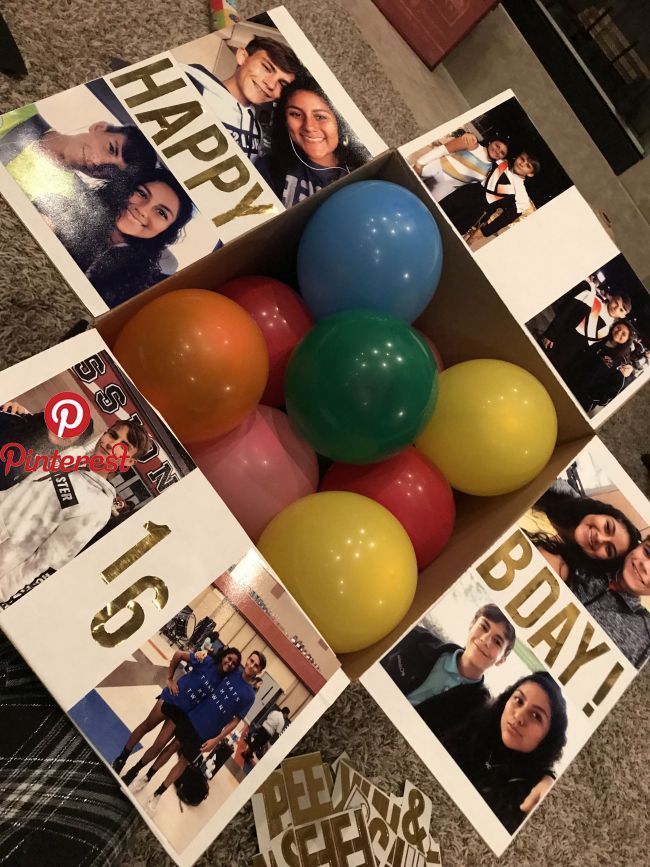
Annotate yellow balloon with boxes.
[415,359,557,496]
[258,491,417,654]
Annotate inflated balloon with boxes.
[297,180,443,323]
[258,491,418,653]
[218,275,313,407]
[285,310,438,463]
[189,406,318,542]
[113,289,268,443]
[416,359,557,496]
[417,330,445,372]
[321,447,455,569]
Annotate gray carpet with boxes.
[0,1,648,865]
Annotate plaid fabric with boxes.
[0,632,136,866]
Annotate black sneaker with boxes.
[112,754,127,774]
[121,765,139,786]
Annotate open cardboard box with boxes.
[95,148,593,680]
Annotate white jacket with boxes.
[0,462,115,603]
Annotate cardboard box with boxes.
[95,147,594,682]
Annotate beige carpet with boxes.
[0,1,648,865]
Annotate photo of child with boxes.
[404,95,572,251]
[526,254,650,420]
[68,550,341,855]
[172,13,374,208]
[377,575,588,838]
[0,350,194,607]
[519,444,650,668]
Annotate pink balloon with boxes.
[416,330,445,372]
[189,406,319,541]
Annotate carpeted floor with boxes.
[0,1,648,866]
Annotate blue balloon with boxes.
[297,180,443,323]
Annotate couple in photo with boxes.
[112,644,266,814]
[0,107,195,307]
[410,128,540,249]
[382,604,567,834]
[537,274,648,415]
[523,480,650,668]
[184,34,370,208]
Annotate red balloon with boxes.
[219,276,313,406]
[321,447,455,570]
[416,330,445,372]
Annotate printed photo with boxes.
[0,350,194,607]
[404,95,572,251]
[525,254,650,420]
[0,79,222,310]
[520,444,650,668]
[68,550,341,855]
[378,575,588,838]
[172,13,374,208]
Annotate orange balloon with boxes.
[113,289,269,443]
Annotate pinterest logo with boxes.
[44,392,91,439]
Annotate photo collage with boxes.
[0,7,384,315]
[362,438,648,855]
[0,331,347,867]
[400,92,650,425]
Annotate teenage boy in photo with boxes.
[0,420,149,604]
[568,539,650,668]
[541,282,632,376]
[0,108,156,205]
[382,604,515,734]
[182,36,303,160]
[382,604,555,813]
[139,651,266,813]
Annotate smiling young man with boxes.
[567,539,650,668]
[142,650,267,814]
[182,36,303,159]
[0,107,156,206]
[382,604,516,735]
[0,420,148,606]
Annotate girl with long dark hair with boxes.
[525,483,641,580]
[55,165,194,307]
[566,320,637,413]
[112,644,241,778]
[442,671,568,833]
[254,75,370,207]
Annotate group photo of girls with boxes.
[379,574,587,837]
[526,254,650,419]
[520,444,650,668]
[172,14,374,209]
[69,550,340,855]
[403,95,571,250]
[0,351,193,607]
[0,79,223,310]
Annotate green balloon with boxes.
[285,310,438,463]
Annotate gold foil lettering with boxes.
[559,621,610,684]
[111,57,185,108]
[476,529,533,592]
[101,521,171,584]
[91,576,169,647]
[527,602,579,666]
[505,566,560,628]
[186,154,250,194]
[136,101,203,145]
[163,123,229,161]
[213,182,277,227]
